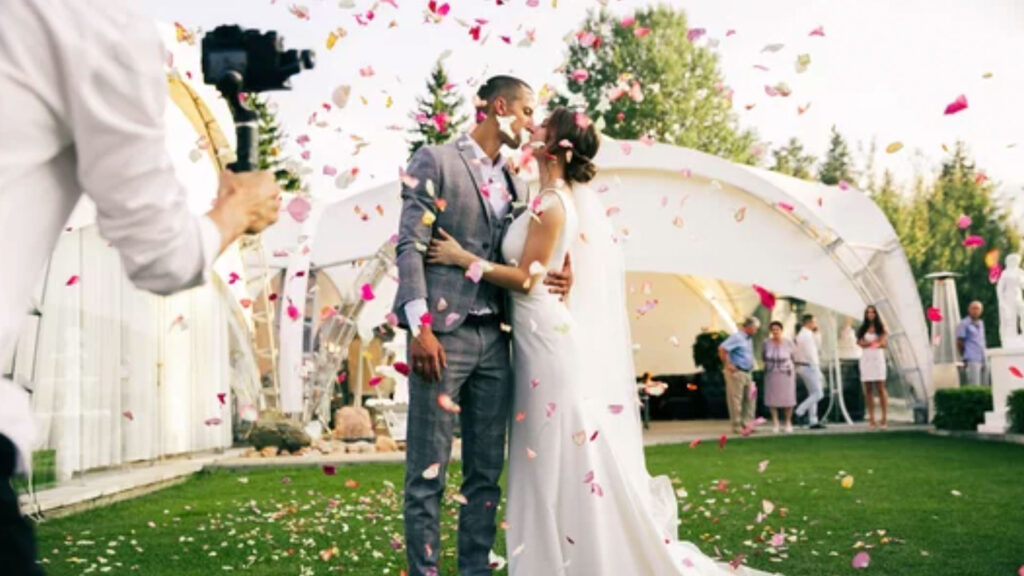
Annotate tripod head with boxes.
[201,25,315,172]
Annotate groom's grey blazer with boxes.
[392,135,527,331]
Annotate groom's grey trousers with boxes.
[403,317,512,576]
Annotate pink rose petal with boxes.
[963,235,985,248]
[753,284,776,309]
[927,307,943,322]
[287,196,311,223]
[609,404,624,415]
[360,283,375,301]
[957,214,972,229]
[944,94,968,115]
[809,25,825,37]
[852,551,870,569]
[66,275,80,286]
[322,465,337,476]
[217,393,227,405]
[1009,366,1023,379]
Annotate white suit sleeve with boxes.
[62,1,219,295]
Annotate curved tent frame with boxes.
[279,141,932,420]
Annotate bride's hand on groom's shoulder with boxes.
[543,253,573,301]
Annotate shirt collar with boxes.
[463,133,506,172]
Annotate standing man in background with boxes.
[794,314,827,430]
[719,317,761,434]
[957,301,988,386]
[1,0,283,573]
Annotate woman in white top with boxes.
[857,305,888,429]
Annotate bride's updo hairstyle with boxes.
[545,106,600,184]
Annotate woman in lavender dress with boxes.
[762,321,797,433]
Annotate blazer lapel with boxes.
[456,137,495,229]
[504,167,528,220]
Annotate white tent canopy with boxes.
[269,140,931,418]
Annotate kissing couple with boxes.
[393,75,779,576]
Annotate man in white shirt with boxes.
[794,314,827,429]
[1,1,282,572]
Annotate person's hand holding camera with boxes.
[207,170,282,250]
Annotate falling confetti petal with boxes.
[809,25,825,36]
[422,463,441,480]
[287,196,311,223]
[886,141,904,154]
[753,284,776,309]
[394,361,410,376]
[718,434,727,450]
[1009,366,1023,379]
[689,439,701,449]
[944,94,968,115]
[466,261,486,283]
[361,283,375,301]
[66,275,80,286]
[927,307,943,322]
[963,235,985,248]
[217,393,227,405]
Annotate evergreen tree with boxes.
[551,7,759,164]
[250,95,303,192]
[819,126,855,186]
[408,60,469,158]
[770,138,817,180]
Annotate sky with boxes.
[150,0,1024,213]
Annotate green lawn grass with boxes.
[34,432,1024,576]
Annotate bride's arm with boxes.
[427,198,565,295]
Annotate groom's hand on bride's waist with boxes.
[410,326,447,382]
[543,253,573,301]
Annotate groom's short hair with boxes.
[476,75,531,113]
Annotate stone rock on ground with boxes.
[334,406,374,440]
[250,411,312,452]
[375,436,399,452]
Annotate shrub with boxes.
[933,387,992,431]
[1009,390,1024,434]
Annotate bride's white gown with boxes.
[503,187,778,576]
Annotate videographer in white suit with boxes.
[0,0,283,572]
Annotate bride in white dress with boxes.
[428,107,778,576]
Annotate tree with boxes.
[408,60,469,158]
[898,143,1019,346]
[819,126,855,186]
[550,7,759,164]
[770,138,817,180]
[250,95,303,192]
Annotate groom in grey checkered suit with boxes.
[392,76,570,576]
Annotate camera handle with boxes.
[216,71,259,173]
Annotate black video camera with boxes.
[201,25,315,172]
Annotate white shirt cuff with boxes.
[404,299,429,337]
[198,215,224,283]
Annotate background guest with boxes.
[857,305,889,429]
[794,314,827,430]
[718,317,760,434]
[957,301,988,386]
[762,321,797,433]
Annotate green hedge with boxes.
[1009,390,1024,434]
[933,387,992,431]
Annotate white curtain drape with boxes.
[29,225,234,481]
